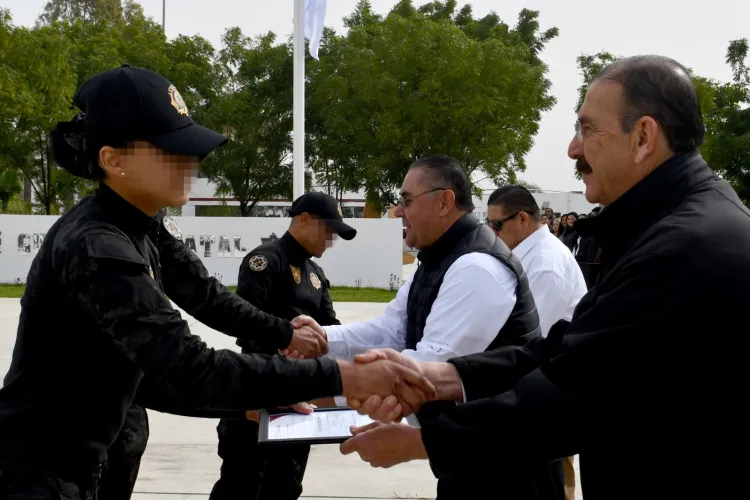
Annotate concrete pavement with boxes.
[0,298,582,499]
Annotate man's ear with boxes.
[299,212,311,224]
[440,189,457,213]
[99,146,122,178]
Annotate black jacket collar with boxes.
[575,150,714,251]
[93,183,156,237]
[417,213,481,266]
[280,232,312,263]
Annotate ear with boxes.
[518,211,529,225]
[632,116,660,164]
[298,212,311,224]
[440,189,456,214]
[99,146,122,178]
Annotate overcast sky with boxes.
[3,0,748,191]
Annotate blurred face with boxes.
[544,208,553,219]
[487,204,536,250]
[393,168,454,250]
[101,141,198,215]
[568,79,665,206]
[552,218,560,233]
[541,215,550,226]
[296,214,336,258]
[567,214,577,227]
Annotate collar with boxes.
[512,225,548,261]
[93,183,156,237]
[280,232,312,262]
[417,213,480,266]
[575,150,714,250]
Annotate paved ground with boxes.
[0,295,582,499]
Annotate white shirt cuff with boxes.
[323,325,350,360]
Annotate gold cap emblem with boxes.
[168,84,189,116]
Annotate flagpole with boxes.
[292,0,305,200]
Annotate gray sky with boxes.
[3,0,748,191]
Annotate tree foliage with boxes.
[199,30,299,216]
[309,0,558,213]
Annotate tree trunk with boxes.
[363,188,382,218]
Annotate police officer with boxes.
[0,65,433,500]
[99,208,331,500]
[210,192,356,500]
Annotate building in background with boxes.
[183,177,596,219]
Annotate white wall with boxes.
[0,215,403,288]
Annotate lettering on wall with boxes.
[18,234,30,255]
[233,237,245,257]
[199,235,215,258]
[184,235,197,254]
[218,236,231,257]
[17,233,47,255]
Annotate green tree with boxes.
[39,0,123,25]
[309,3,558,213]
[200,29,298,216]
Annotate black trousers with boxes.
[97,405,150,500]
[0,462,106,500]
[209,418,311,500]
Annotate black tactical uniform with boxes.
[99,209,299,500]
[0,65,343,500]
[210,192,356,500]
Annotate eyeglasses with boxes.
[397,188,446,207]
[575,113,643,142]
[485,212,519,232]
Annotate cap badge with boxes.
[249,255,268,271]
[310,272,321,289]
[290,265,302,285]
[337,203,343,217]
[162,216,183,240]
[168,84,189,116]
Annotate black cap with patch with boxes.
[289,192,357,241]
[73,64,227,160]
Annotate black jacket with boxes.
[419,151,750,499]
[235,232,340,353]
[0,184,342,476]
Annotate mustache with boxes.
[576,157,593,175]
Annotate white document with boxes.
[267,410,408,441]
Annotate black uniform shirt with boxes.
[0,184,341,474]
[236,232,340,353]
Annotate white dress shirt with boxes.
[512,225,588,337]
[325,252,518,362]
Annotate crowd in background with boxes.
[541,206,602,264]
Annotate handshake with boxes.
[279,316,462,420]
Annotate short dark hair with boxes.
[593,55,705,154]
[488,185,541,222]
[409,156,475,212]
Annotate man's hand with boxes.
[340,421,427,468]
[336,357,435,422]
[246,402,316,421]
[280,316,328,358]
[347,349,464,420]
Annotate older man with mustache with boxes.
[343,54,750,500]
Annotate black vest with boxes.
[405,214,540,352]
[408,215,558,499]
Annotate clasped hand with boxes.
[280,315,328,359]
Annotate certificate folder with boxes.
[258,407,420,445]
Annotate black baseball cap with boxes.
[289,192,357,240]
[73,64,227,160]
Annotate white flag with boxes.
[304,0,327,60]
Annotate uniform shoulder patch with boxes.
[248,254,268,271]
[162,216,183,240]
[309,272,321,289]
